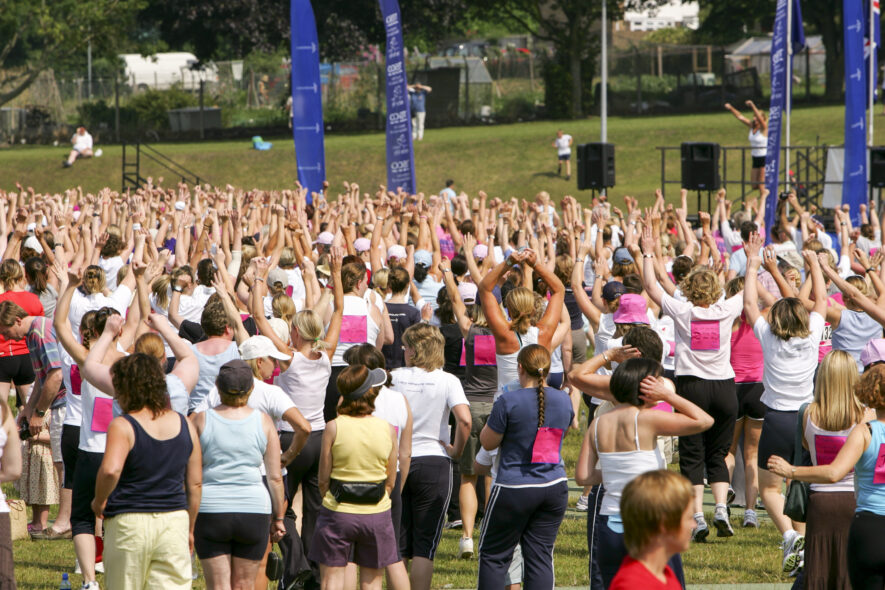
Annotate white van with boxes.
[120,52,219,91]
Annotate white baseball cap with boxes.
[239,335,292,361]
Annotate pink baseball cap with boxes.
[473,244,489,259]
[315,231,334,246]
[458,282,478,304]
[861,339,885,368]
[354,238,371,252]
[387,245,407,261]
[612,294,649,325]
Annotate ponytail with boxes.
[536,366,547,428]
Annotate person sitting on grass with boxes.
[608,469,696,590]
[64,126,100,168]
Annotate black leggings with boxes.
[675,376,737,486]
[848,511,885,589]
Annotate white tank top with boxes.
[749,128,767,157]
[804,411,856,493]
[331,295,380,366]
[79,379,114,453]
[275,351,331,431]
[62,353,83,427]
[495,326,539,395]
[596,409,665,516]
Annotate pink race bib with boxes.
[340,315,368,344]
[531,427,564,464]
[91,397,114,433]
[70,365,82,396]
[815,434,847,466]
[690,320,720,351]
[875,444,885,485]
[651,401,674,413]
[473,335,496,366]
[286,285,294,298]
[459,343,467,367]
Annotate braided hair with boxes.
[517,344,552,429]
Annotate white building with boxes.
[621,1,700,32]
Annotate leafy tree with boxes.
[0,0,145,107]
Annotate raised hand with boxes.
[638,376,677,405]
[745,231,764,261]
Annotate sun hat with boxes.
[612,294,650,325]
[216,360,255,397]
[239,335,292,361]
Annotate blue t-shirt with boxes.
[410,89,428,113]
[486,386,573,486]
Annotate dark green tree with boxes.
[0,0,146,107]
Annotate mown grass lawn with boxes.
[8,420,792,588]
[4,104,883,209]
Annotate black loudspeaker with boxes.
[681,142,721,190]
[577,142,615,190]
[871,147,885,188]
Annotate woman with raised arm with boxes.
[745,234,827,574]
[479,249,565,392]
[250,250,344,588]
[576,358,713,589]
[54,267,129,589]
[724,100,768,190]
[439,256,496,557]
[641,226,743,542]
[768,365,885,589]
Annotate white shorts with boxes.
[505,542,523,585]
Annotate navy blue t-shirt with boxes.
[486,386,573,486]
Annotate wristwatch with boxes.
[35,409,46,417]
[173,286,183,293]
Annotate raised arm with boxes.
[724,102,752,127]
[54,268,88,365]
[146,313,199,393]
[640,226,664,307]
[743,232,765,326]
[439,257,471,338]
[83,314,124,396]
[212,271,249,345]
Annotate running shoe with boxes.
[782,533,805,573]
[788,550,805,577]
[80,583,99,590]
[713,505,734,537]
[459,537,474,559]
[445,519,463,530]
[726,487,736,505]
[691,517,709,543]
[742,509,759,529]
[575,494,589,512]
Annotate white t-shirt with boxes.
[754,312,825,411]
[391,366,468,458]
[177,285,216,324]
[373,385,410,471]
[68,286,133,341]
[72,131,93,151]
[660,292,743,380]
[99,256,125,291]
[201,378,296,427]
[555,135,572,156]
[61,353,82,427]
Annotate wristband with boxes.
[602,352,609,363]
[132,223,141,230]
[254,277,265,282]
[274,516,285,522]
[643,253,655,259]
[173,286,183,293]
[867,267,875,274]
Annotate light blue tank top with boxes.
[189,341,240,413]
[166,374,188,415]
[855,420,885,515]
[832,310,883,371]
[199,409,270,514]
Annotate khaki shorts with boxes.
[50,405,65,463]
[460,402,494,475]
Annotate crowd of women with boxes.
[0,178,884,590]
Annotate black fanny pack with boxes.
[330,479,386,505]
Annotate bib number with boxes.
[531,427,564,464]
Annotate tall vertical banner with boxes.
[291,0,325,203]
[379,0,416,194]
[844,0,868,222]
[763,0,791,238]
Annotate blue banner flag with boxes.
[379,0,416,194]
[763,0,791,239]
[291,0,325,203]
[844,0,868,222]
[865,0,881,103]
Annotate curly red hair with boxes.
[856,365,885,410]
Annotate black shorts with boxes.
[0,353,35,387]
[61,424,81,489]
[71,449,103,536]
[736,382,766,421]
[752,155,766,169]
[194,512,272,561]
[758,407,806,469]
[400,456,452,560]
[558,154,571,161]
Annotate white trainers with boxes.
[459,536,474,559]
[782,532,805,573]
[575,494,589,512]
[80,582,99,590]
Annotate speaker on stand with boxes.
[681,142,721,214]
[577,142,615,198]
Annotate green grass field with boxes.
[8,423,790,588]
[5,104,885,208]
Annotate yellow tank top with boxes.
[323,414,392,514]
